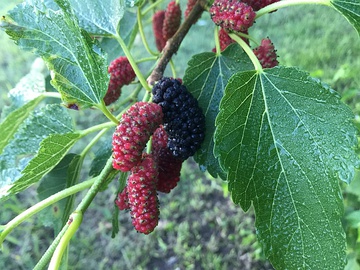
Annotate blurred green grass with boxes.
[1,1,360,269]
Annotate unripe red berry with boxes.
[127,154,159,234]
[210,0,256,32]
[253,38,279,68]
[112,102,163,171]
[163,1,182,41]
[153,10,166,51]
[115,186,130,210]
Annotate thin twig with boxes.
[147,0,207,86]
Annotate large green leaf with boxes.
[331,0,360,35]
[69,0,125,35]
[214,67,359,269]
[1,0,108,108]
[0,133,80,200]
[0,104,74,196]
[184,44,253,179]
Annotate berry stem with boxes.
[48,211,83,270]
[256,0,331,19]
[114,32,152,93]
[229,33,263,73]
[137,7,158,56]
[142,0,166,16]
[80,121,116,137]
[214,27,221,55]
[97,101,120,124]
[0,178,96,247]
[169,59,177,78]
[136,56,158,64]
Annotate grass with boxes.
[1,1,360,269]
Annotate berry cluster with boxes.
[112,100,188,234]
[152,1,181,51]
[152,77,206,160]
[104,56,136,105]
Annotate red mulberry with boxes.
[163,1,182,41]
[112,102,163,171]
[210,0,256,32]
[115,186,130,210]
[241,0,280,11]
[127,154,159,234]
[253,38,279,68]
[104,56,136,105]
[153,10,166,51]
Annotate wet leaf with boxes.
[214,66,359,269]
[331,0,360,35]
[1,0,108,108]
[69,0,125,35]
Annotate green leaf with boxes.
[214,67,359,269]
[331,0,360,35]
[89,140,112,177]
[69,0,125,35]
[1,0,108,108]
[0,133,80,200]
[184,44,253,179]
[99,11,138,63]
[0,96,44,155]
[37,153,78,233]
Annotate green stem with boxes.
[96,101,119,124]
[47,156,115,269]
[80,121,115,137]
[256,0,331,19]
[137,7,158,56]
[114,33,151,93]
[0,178,96,246]
[169,59,177,79]
[80,128,110,158]
[142,0,166,16]
[229,33,263,73]
[214,27,221,55]
[42,92,62,99]
[136,56,158,64]
[48,212,83,270]
[34,222,71,270]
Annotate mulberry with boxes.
[152,77,205,160]
[253,38,279,68]
[152,126,183,193]
[127,154,159,234]
[115,186,130,210]
[185,0,198,22]
[241,0,280,11]
[210,0,256,32]
[163,1,182,41]
[112,102,163,171]
[104,56,136,105]
[153,10,166,51]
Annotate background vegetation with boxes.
[1,1,360,269]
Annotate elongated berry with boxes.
[152,126,183,193]
[104,56,136,105]
[153,10,166,51]
[185,0,197,20]
[112,102,163,172]
[163,1,181,41]
[210,0,256,32]
[127,154,159,234]
[253,38,279,68]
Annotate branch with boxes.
[147,0,207,86]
